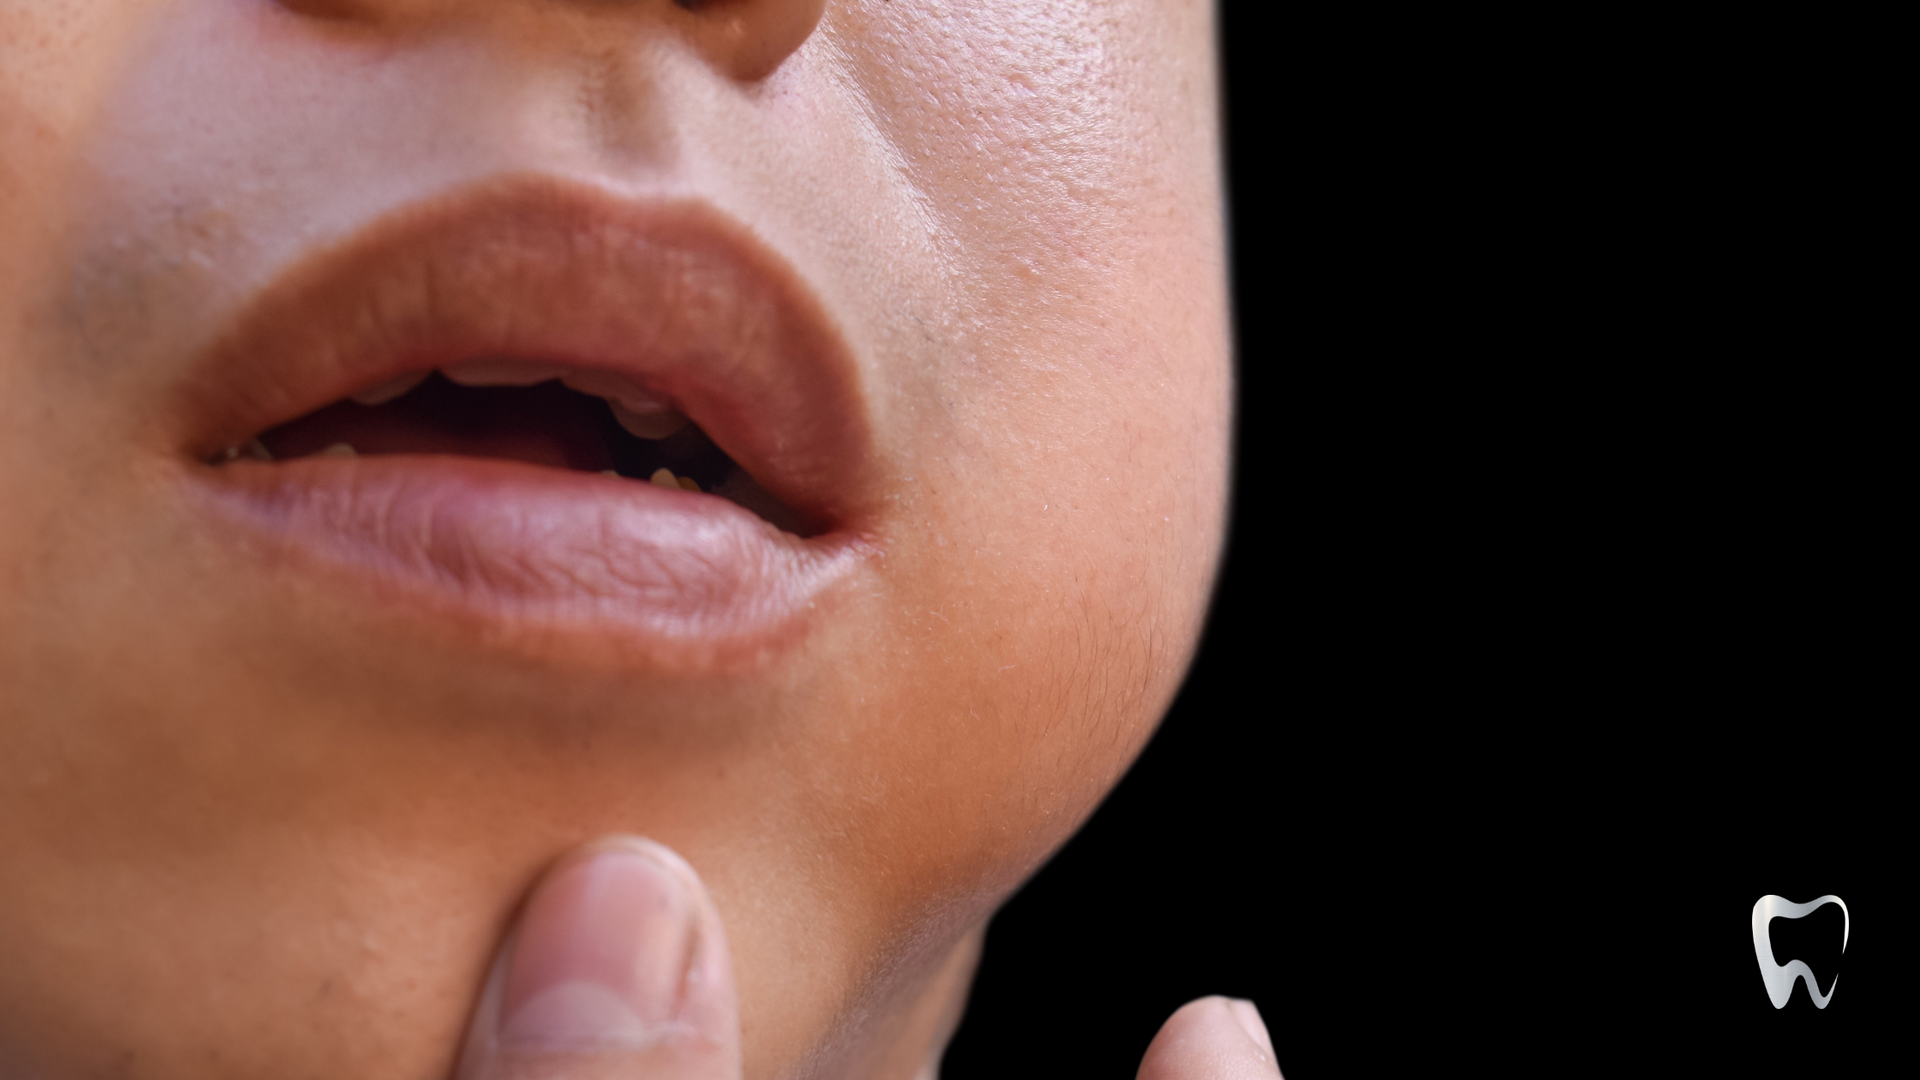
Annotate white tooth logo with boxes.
[1751,894,1848,1009]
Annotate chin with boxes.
[0,0,1228,1076]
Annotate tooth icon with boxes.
[1752,894,1848,1009]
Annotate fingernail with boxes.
[1227,998,1274,1057]
[496,845,697,1050]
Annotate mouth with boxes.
[179,178,876,665]
[228,368,810,536]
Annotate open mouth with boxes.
[220,364,808,537]
[180,180,876,664]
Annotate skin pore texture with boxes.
[0,1,1228,1078]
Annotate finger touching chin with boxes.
[1136,996,1281,1080]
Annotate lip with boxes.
[178,176,878,665]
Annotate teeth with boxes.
[1753,895,1849,1009]
[600,469,620,477]
[410,363,694,439]
[560,371,690,440]
[441,359,570,387]
[644,468,701,492]
[609,400,691,440]
[559,370,670,412]
[316,443,358,458]
[351,371,428,406]
[244,438,273,462]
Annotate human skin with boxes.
[446,836,1280,1079]
[0,1,1228,1078]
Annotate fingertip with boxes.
[455,836,740,1080]
[1137,996,1281,1080]
[1226,998,1274,1057]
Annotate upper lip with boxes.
[174,175,877,531]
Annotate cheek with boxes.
[0,0,1228,1073]
[837,8,1228,668]
[816,0,1232,818]
[819,0,1229,588]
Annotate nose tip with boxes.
[280,0,826,82]
[675,0,826,81]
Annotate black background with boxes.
[942,5,1901,1077]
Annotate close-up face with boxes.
[0,1,1228,1077]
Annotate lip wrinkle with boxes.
[201,457,867,667]
[174,177,880,665]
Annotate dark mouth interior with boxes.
[247,373,809,534]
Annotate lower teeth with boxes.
[648,467,700,492]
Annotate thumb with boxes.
[455,837,742,1080]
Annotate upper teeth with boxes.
[605,399,690,439]
[441,360,572,388]
[350,371,430,406]
[555,370,688,439]
[368,362,689,439]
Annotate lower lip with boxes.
[193,456,864,664]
